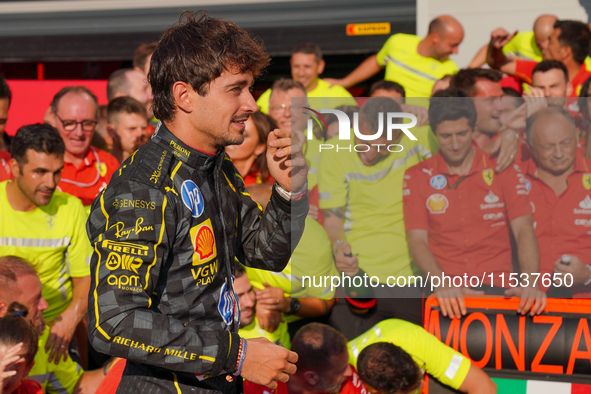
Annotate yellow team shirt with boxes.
[304,137,322,190]
[245,216,337,323]
[0,181,92,322]
[376,33,458,97]
[503,31,591,70]
[318,128,433,282]
[348,319,471,391]
[239,316,290,349]
[29,326,85,394]
[256,78,358,114]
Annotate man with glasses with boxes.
[350,319,496,394]
[49,86,120,209]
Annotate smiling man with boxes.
[50,86,120,209]
[0,124,92,367]
[327,15,463,97]
[107,96,149,163]
[257,43,356,114]
[403,89,545,319]
[87,11,309,393]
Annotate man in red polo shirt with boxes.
[522,107,591,298]
[450,68,520,170]
[403,89,546,319]
[50,86,120,210]
[488,20,591,97]
[243,323,367,394]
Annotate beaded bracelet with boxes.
[226,338,245,382]
[235,338,247,377]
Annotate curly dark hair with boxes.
[149,11,270,121]
[357,342,421,394]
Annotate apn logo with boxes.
[304,107,418,153]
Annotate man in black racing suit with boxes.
[86,11,308,393]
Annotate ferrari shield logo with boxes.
[482,169,494,186]
[583,174,591,190]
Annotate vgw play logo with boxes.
[303,107,418,153]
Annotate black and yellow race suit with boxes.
[87,123,307,393]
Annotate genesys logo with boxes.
[303,107,418,153]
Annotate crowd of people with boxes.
[0,9,590,394]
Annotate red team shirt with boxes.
[522,155,591,297]
[243,365,369,394]
[403,148,533,286]
[0,149,11,182]
[514,60,591,97]
[57,146,119,206]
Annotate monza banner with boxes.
[423,296,591,393]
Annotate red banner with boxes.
[5,79,108,136]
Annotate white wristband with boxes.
[274,181,308,201]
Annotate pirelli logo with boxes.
[346,22,391,36]
[101,240,149,257]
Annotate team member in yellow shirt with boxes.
[327,15,463,98]
[235,263,291,349]
[349,319,497,394]
[257,43,357,113]
[0,124,91,366]
[319,98,433,338]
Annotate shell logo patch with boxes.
[427,193,449,214]
[190,219,217,265]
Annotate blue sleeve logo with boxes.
[181,180,205,218]
[218,281,239,325]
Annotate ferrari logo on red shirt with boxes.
[427,194,449,214]
[583,174,591,190]
[482,169,494,186]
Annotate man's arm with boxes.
[407,230,482,319]
[256,286,334,318]
[324,55,382,89]
[236,128,308,273]
[486,28,518,75]
[481,127,520,172]
[46,276,90,364]
[74,369,105,394]
[506,214,546,315]
[322,207,359,276]
[458,364,497,394]
[468,44,489,69]
[554,255,591,286]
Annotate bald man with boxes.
[470,14,556,69]
[327,15,464,97]
[487,19,591,96]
